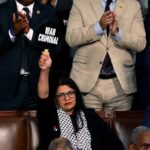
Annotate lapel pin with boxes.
[36,10,40,15]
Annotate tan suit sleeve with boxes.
[66,0,100,47]
[117,1,146,52]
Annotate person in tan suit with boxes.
[66,0,146,111]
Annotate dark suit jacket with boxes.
[0,0,58,107]
[56,0,72,20]
[37,98,124,150]
[133,19,150,110]
[48,0,73,76]
[143,104,150,127]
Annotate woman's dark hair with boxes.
[54,76,85,112]
[54,76,85,132]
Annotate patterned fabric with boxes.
[57,108,92,150]
[22,7,31,20]
[105,0,112,35]
[105,0,112,11]
[100,0,115,76]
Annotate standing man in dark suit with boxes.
[0,0,57,109]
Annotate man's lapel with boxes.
[90,0,108,43]
[30,2,42,27]
[9,0,17,16]
[90,0,103,19]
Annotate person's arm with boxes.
[38,49,52,99]
[111,1,146,52]
[55,0,72,12]
[66,0,101,47]
[40,0,49,5]
[0,11,28,50]
[37,51,56,150]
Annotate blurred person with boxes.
[48,137,73,150]
[132,11,150,110]
[40,0,73,77]
[143,104,150,128]
[0,0,57,109]
[37,50,124,150]
[129,126,150,150]
[66,0,146,111]
[139,0,149,17]
[40,0,72,26]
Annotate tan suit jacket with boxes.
[66,0,146,94]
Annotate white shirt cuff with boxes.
[8,30,16,42]
[24,28,33,41]
[112,28,122,42]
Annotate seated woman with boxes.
[37,50,124,150]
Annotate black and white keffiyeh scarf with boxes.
[57,108,92,150]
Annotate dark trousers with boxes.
[0,76,36,110]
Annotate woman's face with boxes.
[56,85,76,115]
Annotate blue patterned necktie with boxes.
[105,0,112,11]
[23,7,31,22]
[105,0,112,35]
[100,0,115,76]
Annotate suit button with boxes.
[100,61,103,64]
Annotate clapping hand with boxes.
[11,11,29,35]
[99,11,114,29]
[109,12,118,36]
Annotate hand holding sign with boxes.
[39,49,52,71]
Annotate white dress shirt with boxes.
[95,0,122,41]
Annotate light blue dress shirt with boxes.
[95,0,122,41]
